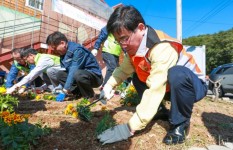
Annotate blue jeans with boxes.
[102,52,119,86]
[168,66,208,125]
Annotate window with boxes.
[216,67,230,74]
[26,0,44,11]
[223,67,233,74]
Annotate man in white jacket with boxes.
[6,48,62,94]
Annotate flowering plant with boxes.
[64,103,78,118]
[27,91,36,99]
[76,98,93,121]
[0,111,30,126]
[0,111,51,149]
[120,85,140,106]
[64,98,93,121]
[43,94,56,101]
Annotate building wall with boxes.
[1,0,42,18]
[0,0,111,79]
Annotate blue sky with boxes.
[104,0,233,39]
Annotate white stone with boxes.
[222,97,230,101]
[207,145,231,150]
[188,147,207,150]
[223,142,233,149]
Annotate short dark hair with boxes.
[20,48,38,58]
[107,6,145,35]
[11,48,23,54]
[46,31,68,46]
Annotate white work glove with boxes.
[18,86,26,94]
[99,84,114,100]
[97,124,132,145]
[52,84,63,94]
[6,85,17,94]
[91,49,98,56]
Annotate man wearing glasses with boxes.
[6,48,61,94]
[98,6,207,145]
[5,48,43,94]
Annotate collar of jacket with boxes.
[67,41,81,54]
[146,25,161,49]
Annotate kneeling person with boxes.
[6,48,61,94]
[46,31,103,101]
[6,48,42,94]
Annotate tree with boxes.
[183,28,233,74]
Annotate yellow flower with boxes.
[101,106,107,111]
[127,103,131,106]
[129,85,134,91]
[48,96,53,100]
[0,87,6,94]
[129,85,136,93]
[72,111,78,118]
[22,114,31,119]
[120,100,124,104]
[64,109,69,115]
[36,95,41,100]
[67,104,74,110]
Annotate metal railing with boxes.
[208,77,225,101]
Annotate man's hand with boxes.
[99,84,114,100]
[52,84,63,94]
[55,89,68,102]
[18,86,26,94]
[97,124,132,145]
[6,85,18,94]
[91,49,98,56]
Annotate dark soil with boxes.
[13,94,233,150]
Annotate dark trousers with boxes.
[168,66,207,125]
[132,73,147,100]
[132,66,208,126]
[102,52,119,87]
[57,70,103,98]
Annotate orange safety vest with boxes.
[130,27,202,91]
